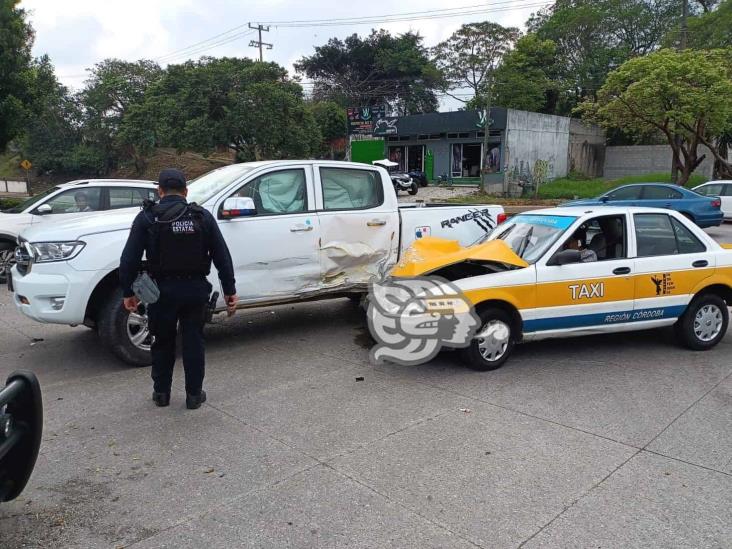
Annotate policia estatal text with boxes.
[119,169,237,409]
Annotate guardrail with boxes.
[0,370,43,502]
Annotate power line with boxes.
[156,30,256,63]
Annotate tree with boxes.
[684,0,732,48]
[528,0,684,114]
[490,35,559,113]
[79,59,162,172]
[307,101,347,158]
[432,22,520,106]
[579,48,732,184]
[0,0,34,151]
[296,30,441,115]
[136,57,321,160]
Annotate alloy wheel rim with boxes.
[476,320,510,362]
[0,249,14,275]
[127,311,153,351]
[693,304,723,342]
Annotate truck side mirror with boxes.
[35,204,52,215]
[221,197,256,219]
[547,249,582,266]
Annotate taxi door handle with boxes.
[290,224,313,232]
[692,260,708,268]
[613,267,631,275]
[367,219,387,227]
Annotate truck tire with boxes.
[674,293,728,351]
[97,288,152,367]
[460,308,514,371]
[408,182,418,195]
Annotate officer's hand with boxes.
[123,296,140,312]
[225,294,237,316]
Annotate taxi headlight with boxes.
[29,241,86,263]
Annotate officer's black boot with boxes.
[186,390,207,410]
[152,391,171,407]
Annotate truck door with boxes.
[214,166,321,303]
[314,165,399,287]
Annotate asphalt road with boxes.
[1,226,731,548]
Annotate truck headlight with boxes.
[29,241,86,263]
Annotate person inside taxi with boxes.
[563,226,597,262]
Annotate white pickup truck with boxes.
[9,160,504,365]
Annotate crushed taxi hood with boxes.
[391,236,528,277]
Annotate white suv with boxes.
[0,179,156,279]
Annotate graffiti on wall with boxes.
[507,158,554,197]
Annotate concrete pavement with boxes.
[0,227,731,548]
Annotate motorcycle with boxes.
[372,159,418,196]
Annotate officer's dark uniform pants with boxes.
[147,278,211,395]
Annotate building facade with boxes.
[366,108,605,192]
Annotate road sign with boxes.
[20,160,32,171]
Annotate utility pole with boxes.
[248,23,272,62]
[671,0,688,183]
[481,75,493,193]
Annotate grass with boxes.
[444,171,710,204]
[537,172,708,200]
[0,152,23,180]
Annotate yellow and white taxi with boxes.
[391,206,732,370]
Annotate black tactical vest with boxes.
[146,201,209,277]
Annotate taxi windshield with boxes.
[483,214,577,263]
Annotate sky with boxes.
[20,0,549,111]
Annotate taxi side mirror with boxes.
[35,204,52,215]
[547,249,582,266]
[220,197,256,219]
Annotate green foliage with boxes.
[685,0,732,48]
[0,197,23,210]
[0,0,34,151]
[296,30,441,115]
[579,48,732,183]
[528,0,684,114]
[491,35,559,112]
[133,57,321,161]
[432,22,520,108]
[307,101,347,158]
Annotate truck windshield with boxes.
[187,164,254,205]
[483,214,576,263]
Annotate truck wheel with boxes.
[97,288,152,367]
[460,308,514,371]
[408,182,418,195]
[675,293,728,351]
[0,242,14,282]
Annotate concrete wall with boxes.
[568,119,605,177]
[0,180,28,194]
[505,110,570,182]
[604,145,717,180]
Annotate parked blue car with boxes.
[562,183,723,228]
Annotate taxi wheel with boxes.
[675,294,729,351]
[460,308,514,371]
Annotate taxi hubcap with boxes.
[0,249,14,275]
[694,304,723,342]
[127,311,153,351]
[476,320,510,362]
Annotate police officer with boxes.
[119,168,237,409]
